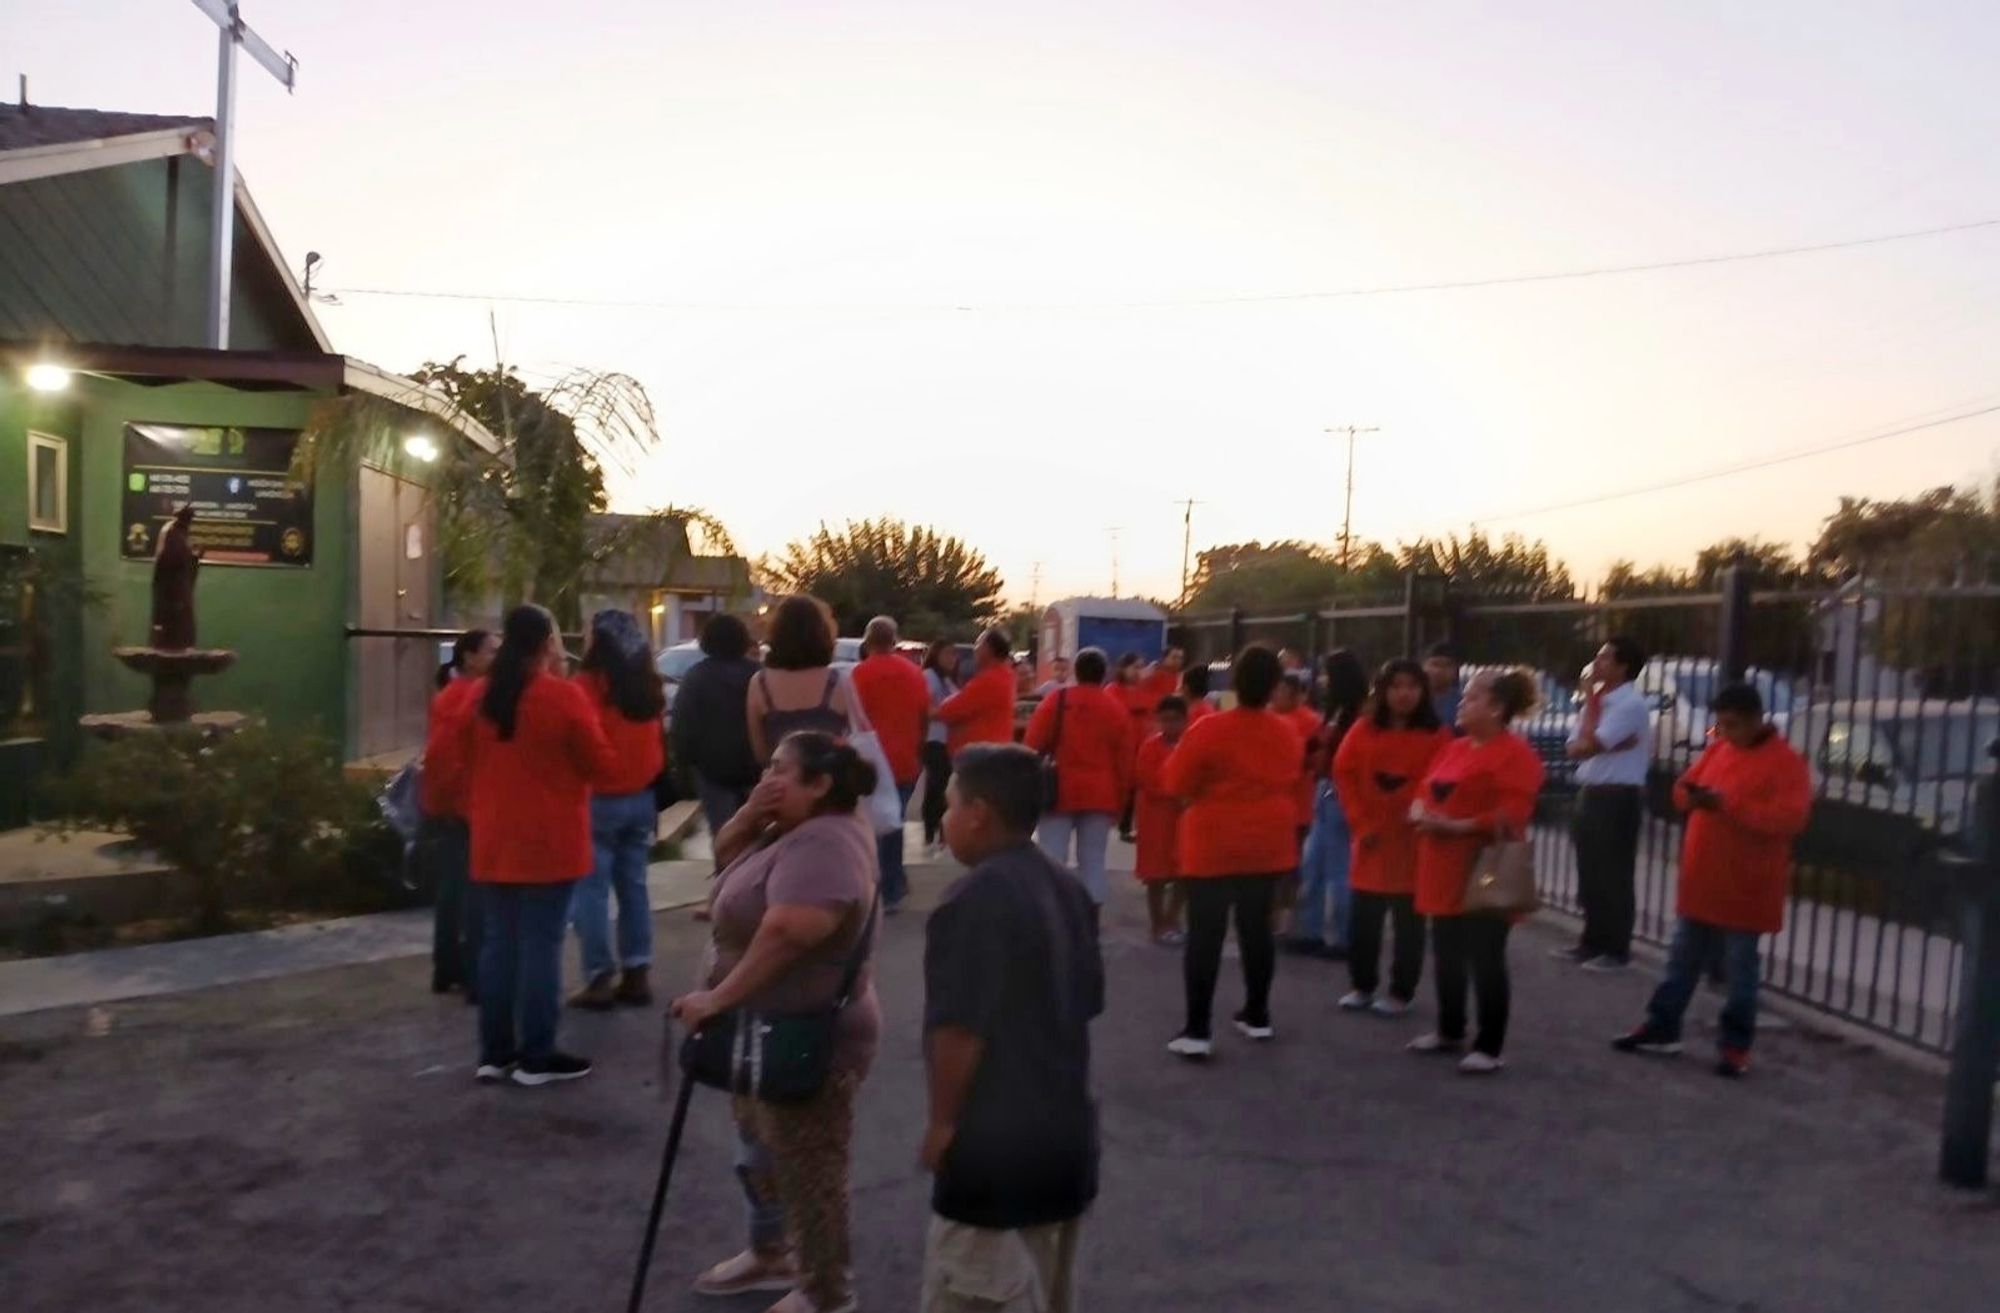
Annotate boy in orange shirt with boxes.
[1133,697,1191,945]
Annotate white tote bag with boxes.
[841,670,906,836]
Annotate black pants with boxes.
[1349,890,1425,1001]
[1431,914,1511,1057]
[1572,785,1642,959]
[1182,875,1281,1038]
[920,741,953,845]
[424,816,483,992]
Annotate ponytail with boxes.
[482,606,554,742]
[780,730,880,815]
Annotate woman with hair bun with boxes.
[672,730,883,1313]
[1406,667,1546,1075]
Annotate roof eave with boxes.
[341,358,501,457]
[0,126,208,185]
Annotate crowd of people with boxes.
[413,595,1814,1313]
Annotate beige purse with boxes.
[1462,839,1539,916]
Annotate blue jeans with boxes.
[1037,812,1114,903]
[573,791,657,981]
[733,1118,787,1253]
[1647,917,1763,1052]
[424,816,482,989]
[695,774,753,845]
[876,782,916,907]
[478,881,578,1065]
[1294,782,1352,948]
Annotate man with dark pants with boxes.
[1560,635,1651,972]
[852,614,930,912]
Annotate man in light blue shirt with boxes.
[1424,643,1463,733]
[1558,636,1652,971]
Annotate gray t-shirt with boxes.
[707,810,882,1076]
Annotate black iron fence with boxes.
[1172,563,2000,1054]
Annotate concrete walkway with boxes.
[0,846,1994,1313]
[0,861,715,1019]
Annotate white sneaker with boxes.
[1167,1035,1213,1060]
[1370,995,1413,1017]
[474,1061,512,1084]
[1337,990,1375,1011]
[1232,1017,1275,1041]
[1458,1051,1506,1075]
[1406,1032,1463,1054]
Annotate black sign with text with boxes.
[120,423,314,566]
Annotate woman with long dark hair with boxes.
[1332,658,1449,1014]
[567,609,667,1010]
[673,731,881,1312]
[919,639,963,856]
[423,628,496,996]
[439,604,615,1086]
[1286,650,1370,956]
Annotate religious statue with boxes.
[150,506,201,651]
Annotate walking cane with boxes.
[626,1035,698,1313]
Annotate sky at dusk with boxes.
[9,1,1999,603]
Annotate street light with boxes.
[402,434,440,463]
[25,362,71,393]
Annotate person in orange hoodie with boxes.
[1162,645,1303,1059]
[424,628,497,999]
[1133,696,1191,944]
[566,609,667,1011]
[1613,682,1812,1077]
[936,628,1018,752]
[1407,668,1546,1075]
[1112,651,1179,841]
[1023,647,1133,905]
[1332,658,1450,1015]
[1269,671,1327,936]
[1179,662,1217,724]
[439,604,617,1087]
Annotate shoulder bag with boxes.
[1040,689,1068,811]
[679,880,881,1104]
[1462,836,1539,916]
[839,669,906,836]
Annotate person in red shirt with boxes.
[441,604,617,1087]
[424,628,496,998]
[1331,658,1450,1015]
[1267,673,1324,934]
[1179,662,1217,724]
[852,614,931,911]
[1289,652,1371,956]
[1024,647,1133,905]
[1161,645,1303,1059]
[936,628,1018,752]
[566,609,667,1011]
[1407,668,1547,1075]
[1133,696,1191,944]
[1112,650,1182,841]
[1614,682,1812,1077]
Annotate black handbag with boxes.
[1040,689,1068,811]
[679,884,880,1104]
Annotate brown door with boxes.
[355,466,437,759]
[393,478,436,751]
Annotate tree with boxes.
[1183,540,1401,614]
[767,518,1005,639]
[1397,530,1576,601]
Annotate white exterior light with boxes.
[25,362,72,393]
[402,434,440,463]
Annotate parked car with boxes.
[1786,698,1998,840]
[654,640,708,724]
[1460,664,1578,790]
[1635,658,1801,773]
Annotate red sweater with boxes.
[1162,707,1303,879]
[936,662,1017,751]
[1278,707,1322,826]
[1413,732,1545,917]
[1132,732,1183,880]
[1333,719,1452,896]
[575,671,665,797]
[1024,684,1133,816]
[420,678,480,818]
[851,653,930,785]
[1673,731,1812,933]
[448,674,616,883]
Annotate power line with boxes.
[325,216,2000,314]
[1470,400,2000,526]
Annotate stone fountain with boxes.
[80,507,248,740]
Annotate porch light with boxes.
[25,362,72,393]
[402,434,440,463]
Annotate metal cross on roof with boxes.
[189,1,298,350]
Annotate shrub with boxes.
[43,726,389,933]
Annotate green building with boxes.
[0,102,496,827]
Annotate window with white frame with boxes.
[28,432,67,534]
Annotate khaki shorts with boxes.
[920,1214,1083,1313]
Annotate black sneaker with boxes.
[511,1052,593,1086]
[1611,1025,1682,1056]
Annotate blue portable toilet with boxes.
[1038,597,1168,684]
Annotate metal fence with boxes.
[1172,563,2000,1054]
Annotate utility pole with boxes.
[1176,498,1205,607]
[1325,424,1380,570]
[1028,561,1042,614]
[1106,527,1124,598]
[189,1,299,349]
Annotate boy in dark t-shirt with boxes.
[921,744,1104,1313]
